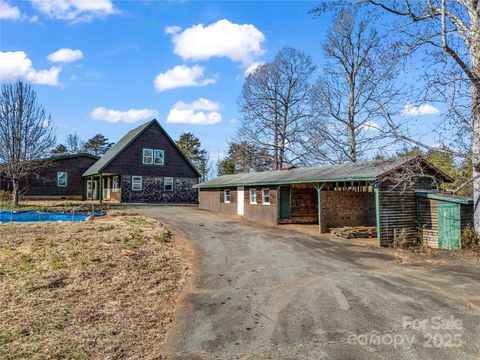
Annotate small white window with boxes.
[112,176,119,191]
[57,172,67,187]
[164,177,174,191]
[224,189,231,203]
[154,150,164,165]
[143,149,153,164]
[262,188,270,205]
[132,176,142,191]
[249,188,257,204]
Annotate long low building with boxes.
[194,157,457,247]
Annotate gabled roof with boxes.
[83,119,201,177]
[194,156,453,188]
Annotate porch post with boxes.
[90,176,93,201]
[374,183,381,246]
[314,183,325,234]
[99,174,103,204]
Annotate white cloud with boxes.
[90,107,159,123]
[0,51,61,86]
[360,120,380,132]
[0,1,20,20]
[169,19,265,66]
[154,64,216,92]
[47,48,83,63]
[402,104,440,116]
[31,0,117,22]
[166,98,222,125]
[164,25,182,35]
[244,62,263,76]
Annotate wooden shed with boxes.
[195,157,454,247]
[416,192,474,249]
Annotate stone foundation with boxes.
[121,176,197,203]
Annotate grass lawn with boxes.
[0,207,189,359]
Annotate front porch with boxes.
[84,174,121,202]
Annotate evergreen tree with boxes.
[83,134,113,156]
[176,132,210,181]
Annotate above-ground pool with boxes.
[0,210,106,224]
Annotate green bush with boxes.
[461,227,479,249]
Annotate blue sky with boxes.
[1,0,443,171]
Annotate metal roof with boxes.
[83,119,201,177]
[194,157,449,188]
[416,191,473,205]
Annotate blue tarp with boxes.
[0,210,106,224]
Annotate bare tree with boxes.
[0,81,56,206]
[305,8,399,164]
[66,132,83,153]
[352,0,480,234]
[238,47,316,169]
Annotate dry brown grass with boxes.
[0,209,189,359]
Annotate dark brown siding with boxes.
[103,122,199,178]
[378,178,437,246]
[1,156,97,199]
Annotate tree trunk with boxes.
[471,13,480,236]
[348,78,357,162]
[12,180,19,207]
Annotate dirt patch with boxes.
[0,209,190,359]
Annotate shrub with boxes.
[461,227,479,249]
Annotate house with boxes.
[416,192,474,249]
[82,119,200,203]
[0,153,99,200]
[194,157,459,246]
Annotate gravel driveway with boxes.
[135,206,480,360]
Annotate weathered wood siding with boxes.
[378,179,437,246]
[198,187,278,225]
[417,197,439,248]
[103,122,199,178]
[291,185,317,221]
[243,186,277,224]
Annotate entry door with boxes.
[88,180,98,200]
[438,203,461,249]
[237,186,244,215]
[279,187,291,219]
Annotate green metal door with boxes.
[279,187,291,219]
[437,203,461,249]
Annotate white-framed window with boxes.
[262,188,270,205]
[154,150,165,165]
[163,177,174,192]
[143,148,165,165]
[224,189,231,203]
[57,172,67,187]
[249,188,257,204]
[112,176,119,191]
[131,176,143,191]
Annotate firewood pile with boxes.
[330,226,377,239]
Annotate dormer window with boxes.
[143,148,164,165]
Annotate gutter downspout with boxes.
[314,183,325,234]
